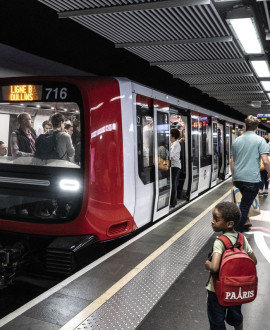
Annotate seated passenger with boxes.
[10,112,37,157]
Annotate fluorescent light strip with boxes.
[227,18,264,54]
[261,81,270,91]
[250,60,270,78]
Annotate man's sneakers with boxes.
[259,190,269,197]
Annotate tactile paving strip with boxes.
[76,196,229,330]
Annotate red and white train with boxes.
[0,76,266,286]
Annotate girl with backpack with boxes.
[205,202,257,330]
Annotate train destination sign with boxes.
[257,114,270,118]
[1,85,42,101]
[257,114,270,123]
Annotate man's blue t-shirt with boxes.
[231,132,269,183]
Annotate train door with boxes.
[211,118,218,187]
[225,123,230,179]
[197,115,212,194]
[190,115,200,199]
[217,122,225,180]
[170,110,189,207]
[153,101,171,221]
[228,125,235,176]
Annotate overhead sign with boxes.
[1,85,42,101]
[257,114,270,118]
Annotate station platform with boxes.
[1,179,269,330]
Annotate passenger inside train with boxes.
[0,101,81,168]
[0,141,8,157]
[0,101,82,219]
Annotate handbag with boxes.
[231,187,260,217]
[158,157,170,171]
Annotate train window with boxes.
[136,95,154,184]
[0,82,83,223]
[200,116,212,167]
[0,101,81,168]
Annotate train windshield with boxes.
[0,82,83,222]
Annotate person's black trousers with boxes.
[234,181,260,232]
[170,167,181,207]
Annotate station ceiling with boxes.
[1,0,270,129]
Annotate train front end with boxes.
[0,77,135,286]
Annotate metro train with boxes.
[0,76,266,287]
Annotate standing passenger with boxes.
[10,112,37,157]
[51,113,75,161]
[238,129,244,137]
[72,116,81,165]
[65,124,73,137]
[42,120,52,133]
[170,128,181,208]
[230,115,270,232]
[205,202,257,330]
[259,136,270,196]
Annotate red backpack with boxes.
[213,233,258,306]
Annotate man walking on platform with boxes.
[230,115,270,232]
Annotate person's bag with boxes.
[158,157,170,171]
[213,233,258,306]
[231,187,260,217]
[248,195,260,217]
[35,131,61,160]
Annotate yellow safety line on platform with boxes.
[61,189,231,330]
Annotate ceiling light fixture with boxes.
[226,7,264,54]
[250,60,270,78]
[248,101,262,108]
[260,81,270,91]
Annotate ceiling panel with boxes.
[38,0,270,124]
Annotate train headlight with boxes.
[59,179,80,191]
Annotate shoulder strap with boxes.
[236,232,244,249]
[217,235,233,250]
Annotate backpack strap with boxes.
[235,232,244,250]
[217,235,234,250]
[217,233,244,250]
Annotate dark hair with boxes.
[245,115,259,131]
[0,141,4,146]
[215,202,241,226]
[265,137,269,143]
[17,112,30,124]
[65,124,73,130]
[42,120,52,129]
[51,113,65,129]
[170,128,180,140]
